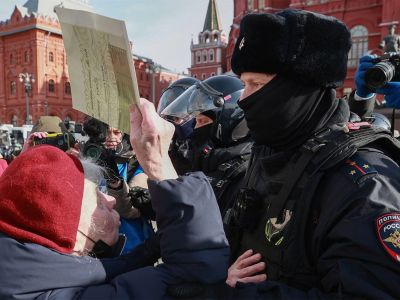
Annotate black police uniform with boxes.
[228,102,400,299]
[194,139,252,216]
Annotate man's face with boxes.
[104,127,123,150]
[79,179,120,248]
[239,72,276,100]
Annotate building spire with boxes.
[203,0,222,32]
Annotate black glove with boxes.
[129,186,156,220]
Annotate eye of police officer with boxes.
[239,72,276,100]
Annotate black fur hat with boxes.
[231,9,352,87]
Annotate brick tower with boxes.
[189,0,227,80]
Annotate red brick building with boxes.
[133,54,182,109]
[189,0,228,79]
[226,0,400,96]
[0,0,181,125]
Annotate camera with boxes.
[365,52,400,90]
[33,133,74,152]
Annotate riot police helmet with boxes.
[157,77,199,114]
[162,75,248,146]
[161,75,243,121]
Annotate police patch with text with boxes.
[376,213,400,263]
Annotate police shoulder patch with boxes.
[376,213,400,263]
[340,153,377,184]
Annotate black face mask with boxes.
[174,118,196,140]
[238,76,338,150]
[192,123,213,147]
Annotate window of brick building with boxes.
[196,51,201,64]
[209,49,214,62]
[203,50,208,63]
[259,0,265,9]
[24,51,30,63]
[348,25,368,68]
[247,0,254,11]
[10,81,16,95]
[65,82,71,95]
[202,73,206,79]
[49,79,55,93]
[49,52,54,63]
[10,54,15,64]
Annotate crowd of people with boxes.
[0,8,400,299]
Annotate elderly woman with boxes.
[0,99,229,299]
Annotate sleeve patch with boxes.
[341,153,377,184]
[376,213,400,263]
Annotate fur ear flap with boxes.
[231,9,352,88]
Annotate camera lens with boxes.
[365,61,396,90]
[84,144,102,161]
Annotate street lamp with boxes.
[18,72,35,125]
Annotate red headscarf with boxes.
[0,145,85,253]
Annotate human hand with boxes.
[355,55,377,98]
[21,132,48,153]
[226,249,267,288]
[130,99,178,181]
[376,81,400,109]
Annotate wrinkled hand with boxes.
[355,55,377,98]
[21,132,48,153]
[226,249,267,288]
[130,98,177,181]
[376,81,400,109]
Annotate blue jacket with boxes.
[0,172,229,299]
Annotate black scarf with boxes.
[238,76,339,151]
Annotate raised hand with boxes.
[129,99,177,181]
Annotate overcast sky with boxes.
[0,0,234,74]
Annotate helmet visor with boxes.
[157,85,186,114]
[160,82,225,122]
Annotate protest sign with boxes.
[55,6,139,133]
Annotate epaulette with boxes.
[340,152,378,184]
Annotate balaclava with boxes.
[238,75,338,150]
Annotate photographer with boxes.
[82,117,154,254]
[22,116,79,155]
[353,54,400,112]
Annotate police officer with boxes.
[158,77,200,175]
[223,9,400,298]
[161,75,252,216]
